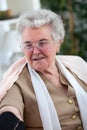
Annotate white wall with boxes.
[0,0,41,80]
[7,0,41,15]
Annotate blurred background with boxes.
[0,0,87,80]
[41,0,87,60]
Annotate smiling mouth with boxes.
[33,57,45,61]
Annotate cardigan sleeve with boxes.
[0,83,24,119]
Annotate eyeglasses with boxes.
[21,40,54,51]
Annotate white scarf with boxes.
[28,58,87,130]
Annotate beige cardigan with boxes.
[0,55,87,101]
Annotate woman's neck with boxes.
[42,63,58,76]
[40,64,61,88]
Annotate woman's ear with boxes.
[56,40,62,53]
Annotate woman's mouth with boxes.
[33,57,45,61]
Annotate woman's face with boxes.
[21,25,61,72]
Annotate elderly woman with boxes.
[0,9,87,130]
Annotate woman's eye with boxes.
[39,41,48,46]
[26,44,32,48]
[40,42,44,45]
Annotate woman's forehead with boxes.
[22,26,52,42]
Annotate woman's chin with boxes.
[32,65,46,72]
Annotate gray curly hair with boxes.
[17,9,65,43]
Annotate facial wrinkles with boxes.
[31,48,47,62]
[27,42,56,71]
[22,26,58,71]
[31,40,53,63]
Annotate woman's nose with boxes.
[33,46,41,54]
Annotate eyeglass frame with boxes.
[20,39,55,51]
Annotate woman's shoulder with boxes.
[56,55,87,68]
[56,55,87,63]
[56,55,87,84]
[16,64,30,85]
